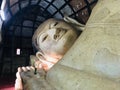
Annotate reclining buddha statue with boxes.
[15,0,120,90]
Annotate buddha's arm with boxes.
[47,64,120,90]
[63,16,85,31]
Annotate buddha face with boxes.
[33,18,79,60]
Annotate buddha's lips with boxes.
[57,30,67,41]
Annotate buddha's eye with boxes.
[56,28,62,34]
[50,22,58,29]
[42,35,48,42]
[54,22,58,26]
[54,34,59,40]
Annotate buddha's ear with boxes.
[63,15,85,31]
[36,52,45,60]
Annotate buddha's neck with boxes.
[39,55,60,71]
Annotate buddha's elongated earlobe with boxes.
[36,52,46,61]
[63,15,85,31]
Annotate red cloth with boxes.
[0,77,15,90]
[0,85,14,90]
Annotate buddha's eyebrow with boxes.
[54,22,58,26]
[57,28,68,31]
[49,22,58,29]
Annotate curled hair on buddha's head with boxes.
[32,31,44,55]
[32,18,49,54]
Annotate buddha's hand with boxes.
[20,66,47,90]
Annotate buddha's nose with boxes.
[47,28,57,40]
[53,28,61,40]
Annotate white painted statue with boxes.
[15,0,120,90]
